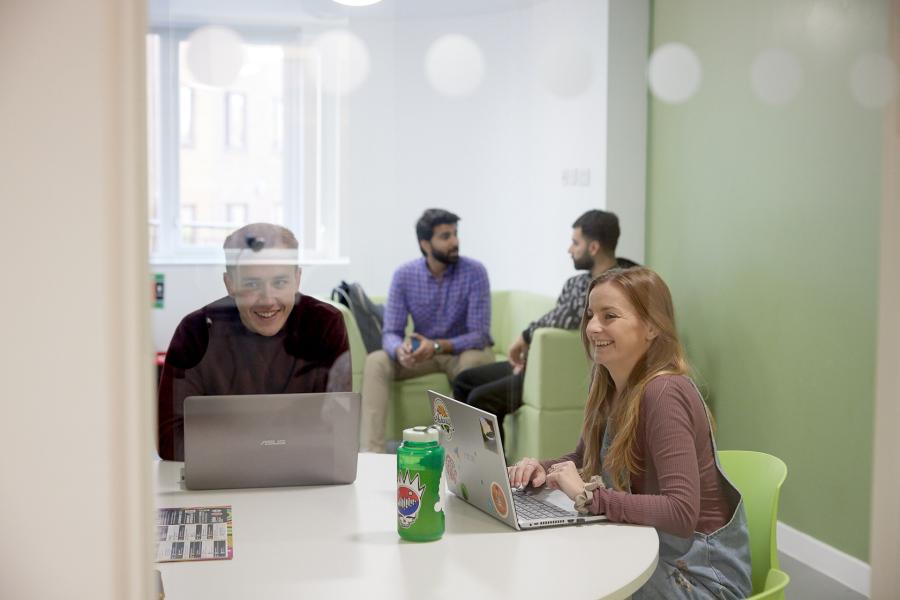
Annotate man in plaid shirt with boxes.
[452,210,635,444]
[360,209,495,453]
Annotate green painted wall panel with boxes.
[647,0,885,561]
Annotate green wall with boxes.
[646,0,886,561]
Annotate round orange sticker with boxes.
[490,482,509,518]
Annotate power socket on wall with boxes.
[561,168,591,187]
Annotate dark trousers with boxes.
[452,361,524,444]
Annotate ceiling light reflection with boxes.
[425,34,486,98]
[647,43,702,104]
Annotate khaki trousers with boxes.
[359,347,495,452]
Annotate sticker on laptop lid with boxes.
[432,398,454,439]
[445,454,459,485]
[490,482,509,518]
[479,417,498,452]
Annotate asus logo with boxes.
[260,439,287,446]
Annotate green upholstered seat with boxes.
[503,327,591,463]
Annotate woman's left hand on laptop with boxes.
[545,461,585,500]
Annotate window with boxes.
[179,85,194,147]
[146,27,343,263]
[180,204,197,244]
[272,97,283,152]
[225,92,246,151]
[226,203,248,225]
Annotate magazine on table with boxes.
[155,505,233,562]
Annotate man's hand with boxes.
[409,332,436,363]
[545,461,585,501]
[396,345,416,369]
[507,334,529,374]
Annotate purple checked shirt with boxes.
[382,257,493,359]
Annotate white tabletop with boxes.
[155,453,658,600]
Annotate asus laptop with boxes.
[428,390,606,530]
[183,392,360,490]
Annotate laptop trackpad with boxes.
[528,487,577,513]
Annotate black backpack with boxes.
[331,281,385,354]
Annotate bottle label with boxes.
[397,469,426,529]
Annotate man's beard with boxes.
[572,251,593,271]
[432,247,460,265]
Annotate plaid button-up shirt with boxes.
[382,256,492,358]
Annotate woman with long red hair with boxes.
[508,267,752,599]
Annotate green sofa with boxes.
[325,290,591,463]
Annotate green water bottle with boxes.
[397,426,445,541]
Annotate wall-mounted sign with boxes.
[154,274,165,309]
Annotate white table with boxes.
[156,454,658,599]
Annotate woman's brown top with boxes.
[542,375,733,538]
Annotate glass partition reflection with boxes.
[148,1,621,460]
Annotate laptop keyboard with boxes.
[512,491,573,520]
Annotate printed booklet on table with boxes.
[156,505,233,562]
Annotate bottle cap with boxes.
[402,426,439,443]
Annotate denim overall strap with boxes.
[599,379,753,600]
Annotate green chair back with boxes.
[321,300,366,393]
[717,450,790,599]
[489,290,556,351]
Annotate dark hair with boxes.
[223,223,299,273]
[224,222,298,251]
[616,256,640,269]
[572,210,619,256]
[415,209,460,256]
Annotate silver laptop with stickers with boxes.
[428,390,606,530]
[183,392,360,490]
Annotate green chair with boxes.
[329,290,591,455]
[488,291,557,361]
[323,300,366,393]
[717,450,791,600]
[323,298,454,407]
[503,327,591,463]
[381,290,556,441]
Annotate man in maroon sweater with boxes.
[157,223,350,461]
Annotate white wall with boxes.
[0,1,153,598]
[151,0,649,352]
[343,1,608,294]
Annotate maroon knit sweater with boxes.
[542,375,733,538]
